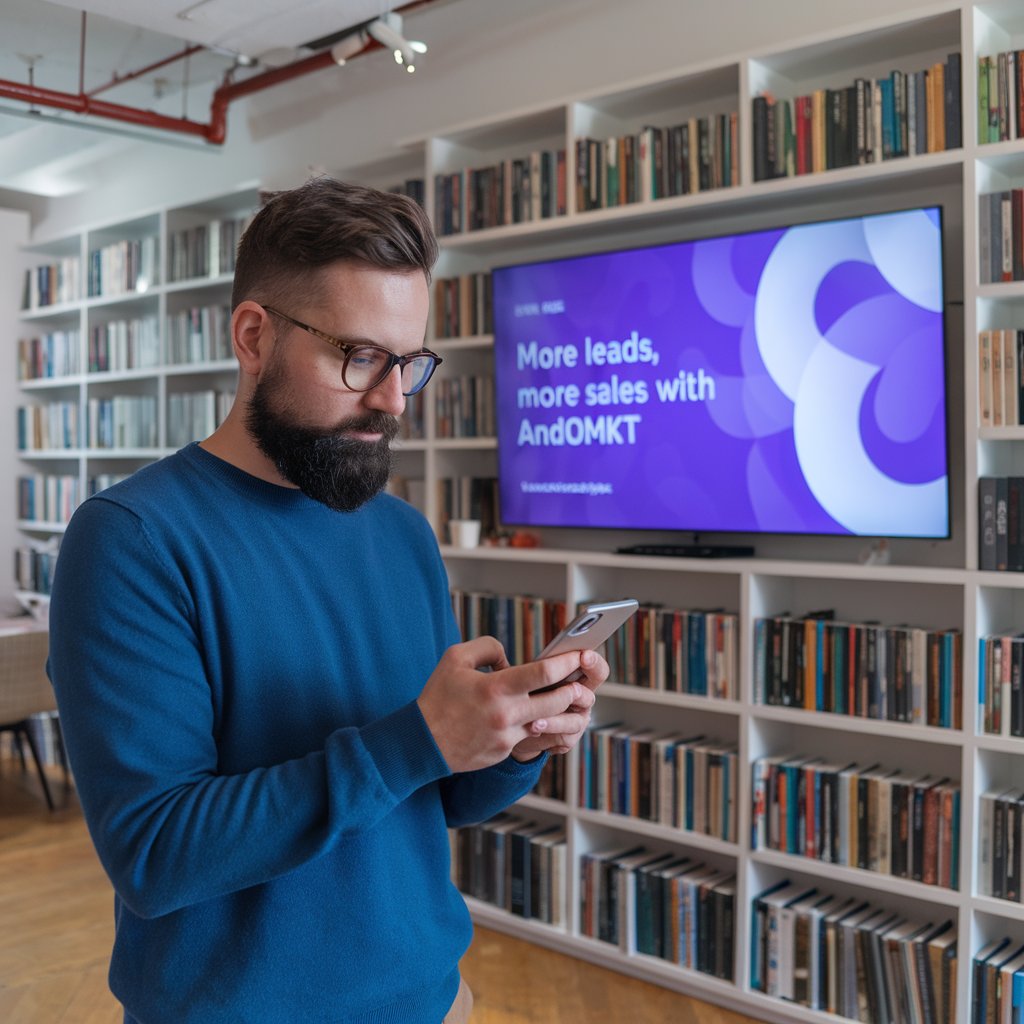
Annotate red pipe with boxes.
[0,0,440,146]
[87,45,205,98]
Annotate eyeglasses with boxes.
[264,306,442,397]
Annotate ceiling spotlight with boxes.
[330,29,369,67]
[366,12,426,74]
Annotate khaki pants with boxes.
[442,977,474,1024]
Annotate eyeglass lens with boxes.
[344,347,436,396]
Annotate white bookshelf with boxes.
[14,183,259,608]
[379,2,1024,1022]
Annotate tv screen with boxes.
[493,206,949,539]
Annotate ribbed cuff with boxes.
[359,700,451,802]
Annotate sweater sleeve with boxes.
[47,499,452,920]
[439,754,548,828]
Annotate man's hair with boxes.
[231,176,438,311]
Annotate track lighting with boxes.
[330,29,369,66]
[365,12,427,74]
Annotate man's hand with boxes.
[416,638,608,774]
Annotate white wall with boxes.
[31,0,946,235]
[0,208,30,614]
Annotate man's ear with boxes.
[231,302,273,376]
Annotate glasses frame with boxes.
[263,305,442,397]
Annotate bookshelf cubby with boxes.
[15,2,1024,1020]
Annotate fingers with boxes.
[454,634,511,672]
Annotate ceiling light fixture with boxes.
[365,13,427,74]
[330,29,369,67]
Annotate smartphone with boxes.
[531,598,639,691]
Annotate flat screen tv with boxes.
[492,205,950,539]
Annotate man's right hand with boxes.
[416,636,594,774]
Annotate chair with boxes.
[0,628,64,811]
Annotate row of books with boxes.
[534,752,566,801]
[433,149,566,236]
[604,605,738,700]
[450,813,566,927]
[86,396,158,450]
[387,178,425,208]
[166,305,233,365]
[972,937,1024,1024]
[752,54,962,181]
[398,390,425,439]
[433,273,493,339]
[980,789,1024,902]
[15,472,128,529]
[17,474,80,525]
[753,614,964,730]
[979,632,1024,735]
[751,756,961,890]
[978,328,1023,427]
[579,727,737,842]
[980,191,1024,284]
[433,374,496,439]
[21,258,80,310]
[88,317,161,373]
[14,539,58,595]
[978,51,1024,144]
[166,390,233,449]
[978,477,1024,572]
[86,236,159,297]
[17,329,80,380]
[17,401,79,451]
[580,844,735,979]
[451,589,568,665]
[575,113,738,212]
[166,213,254,282]
[436,475,500,540]
[751,880,957,1022]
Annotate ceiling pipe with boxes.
[87,43,205,98]
[0,0,439,146]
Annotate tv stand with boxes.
[616,543,755,559]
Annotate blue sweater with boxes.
[47,443,543,1023]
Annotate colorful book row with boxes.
[979,477,1024,573]
[21,258,80,310]
[979,632,1024,735]
[14,541,59,595]
[433,374,495,439]
[971,938,1024,1024]
[17,402,79,451]
[450,589,568,666]
[752,756,960,890]
[980,790,1024,903]
[575,113,738,212]
[751,880,956,1022]
[753,614,963,729]
[433,148,566,237]
[17,474,80,525]
[166,213,253,282]
[579,727,737,842]
[433,273,492,339]
[604,605,738,699]
[166,305,233,365]
[450,813,566,927]
[978,51,1024,144]
[88,316,161,373]
[86,396,158,450]
[87,236,159,297]
[978,328,1024,428]
[979,191,1024,284]
[752,54,961,182]
[17,330,80,381]
[580,844,735,979]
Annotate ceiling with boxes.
[0,0,434,199]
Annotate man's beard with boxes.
[246,362,400,512]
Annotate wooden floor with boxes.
[0,759,760,1024]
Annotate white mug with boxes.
[448,519,482,548]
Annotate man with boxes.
[47,177,607,1024]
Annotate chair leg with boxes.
[15,721,55,811]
